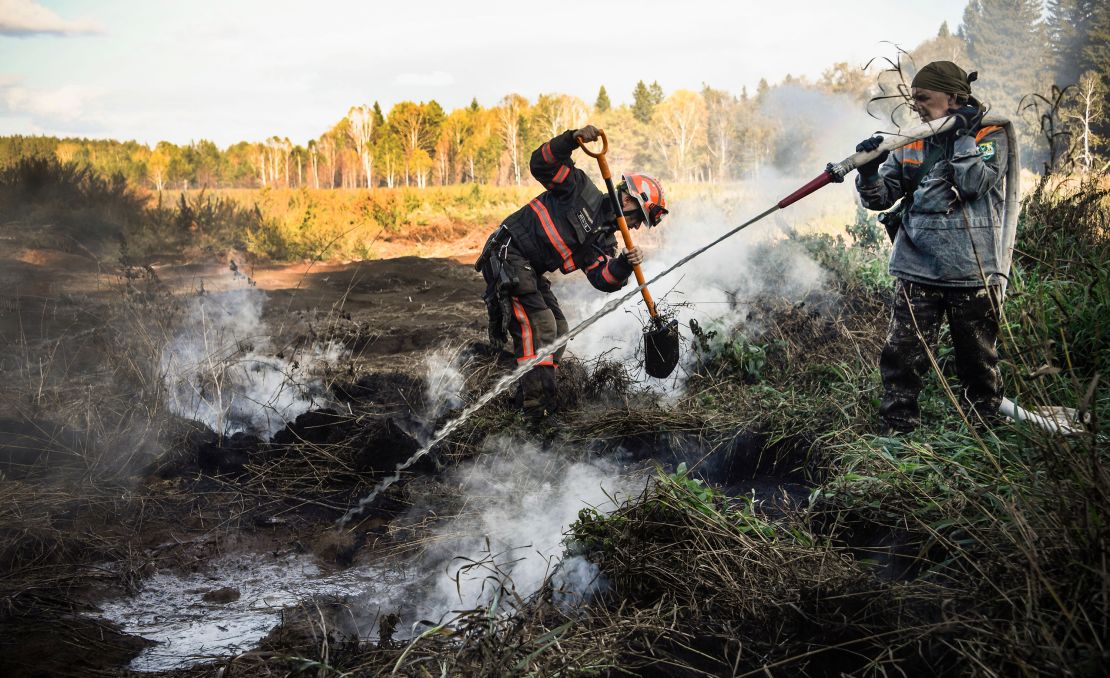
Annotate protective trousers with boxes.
[879,280,1002,432]
[500,248,569,418]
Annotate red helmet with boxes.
[619,173,668,227]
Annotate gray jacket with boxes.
[856,125,1008,287]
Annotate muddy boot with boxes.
[877,419,915,437]
[948,285,1003,433]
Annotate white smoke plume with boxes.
[392,437,642,627]
[160,279,345,439]
[554,87,877,384]
[422,348,466,423]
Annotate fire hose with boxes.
[796,111,1021,294]
[339,111,1068,526]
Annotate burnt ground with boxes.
[0,246,813,676]
[0,248,492,676]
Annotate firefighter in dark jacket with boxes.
[854,61,1008,434]
[475,124,668,420]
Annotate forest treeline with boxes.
[1,0,1107,191]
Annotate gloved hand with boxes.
[488,318,507,346]
[947,103,985,137]
[575,125,601,143]
[855,136,889,177]
[485,298,507,346]
[623,246,643,267]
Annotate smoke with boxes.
[421,348,465,423]
[551,554,606,609]
[374,437,641,629]
[554,87,876,384]
[160,278,345,439]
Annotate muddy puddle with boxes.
[96,551,403,672]
[95,474,808,674]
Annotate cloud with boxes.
[0,0,101,37]
[395,70,455,87]
[1,79,96,120]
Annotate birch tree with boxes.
[317,134,337,188]
[307,139,319,188]
[497,94,528,185]
[652,90,705,182]
[532,93,589,139]
[702,86,737,182]
[387,101,445,187]
[347,105,375,188]
[149,142,173,192]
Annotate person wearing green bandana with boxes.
[854,61,1009,434]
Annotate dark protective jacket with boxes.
[857,125,1008,287]
[499,130,634,292]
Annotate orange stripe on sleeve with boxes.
[975,125,1003,143]
[601,260,619,285]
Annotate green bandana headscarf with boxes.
[911,61,977,99]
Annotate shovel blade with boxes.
[643,319,680,378]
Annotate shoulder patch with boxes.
[977,140,996,161]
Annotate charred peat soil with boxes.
[1,175,1108,677]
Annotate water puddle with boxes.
[96,551,402,673]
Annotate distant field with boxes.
[150,181,863,263]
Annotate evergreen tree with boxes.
[962,0,1050,157]
[938,21,951,38]
[1047,0,1099,86]
[649,81,665,105]
[469,97,481,112]
[371,101,385,144]
[1083,3,1110,79]
[632,80,654,123]
[595,86,611,113]
[1082,6,1110,156]
[963,0,1048,111]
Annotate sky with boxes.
[0,0,969,147]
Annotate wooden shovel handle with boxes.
[575,129,609,159]
[575,128,657,318]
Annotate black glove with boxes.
[855,135,889,177]
[575,125,600,143]
[488,319,507,347]
[948,104,985,137]
[484,295,507,346]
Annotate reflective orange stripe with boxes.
[586,256,603,272]
[975,125,1002,142]
[601,260,619,285]
[511,297,534,359]
[528,199,575,272]
[553,165,570,183]
[519,355,555,366]
[541,143,554,163]
[902,139,924,166]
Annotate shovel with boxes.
[576,129,680,378]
